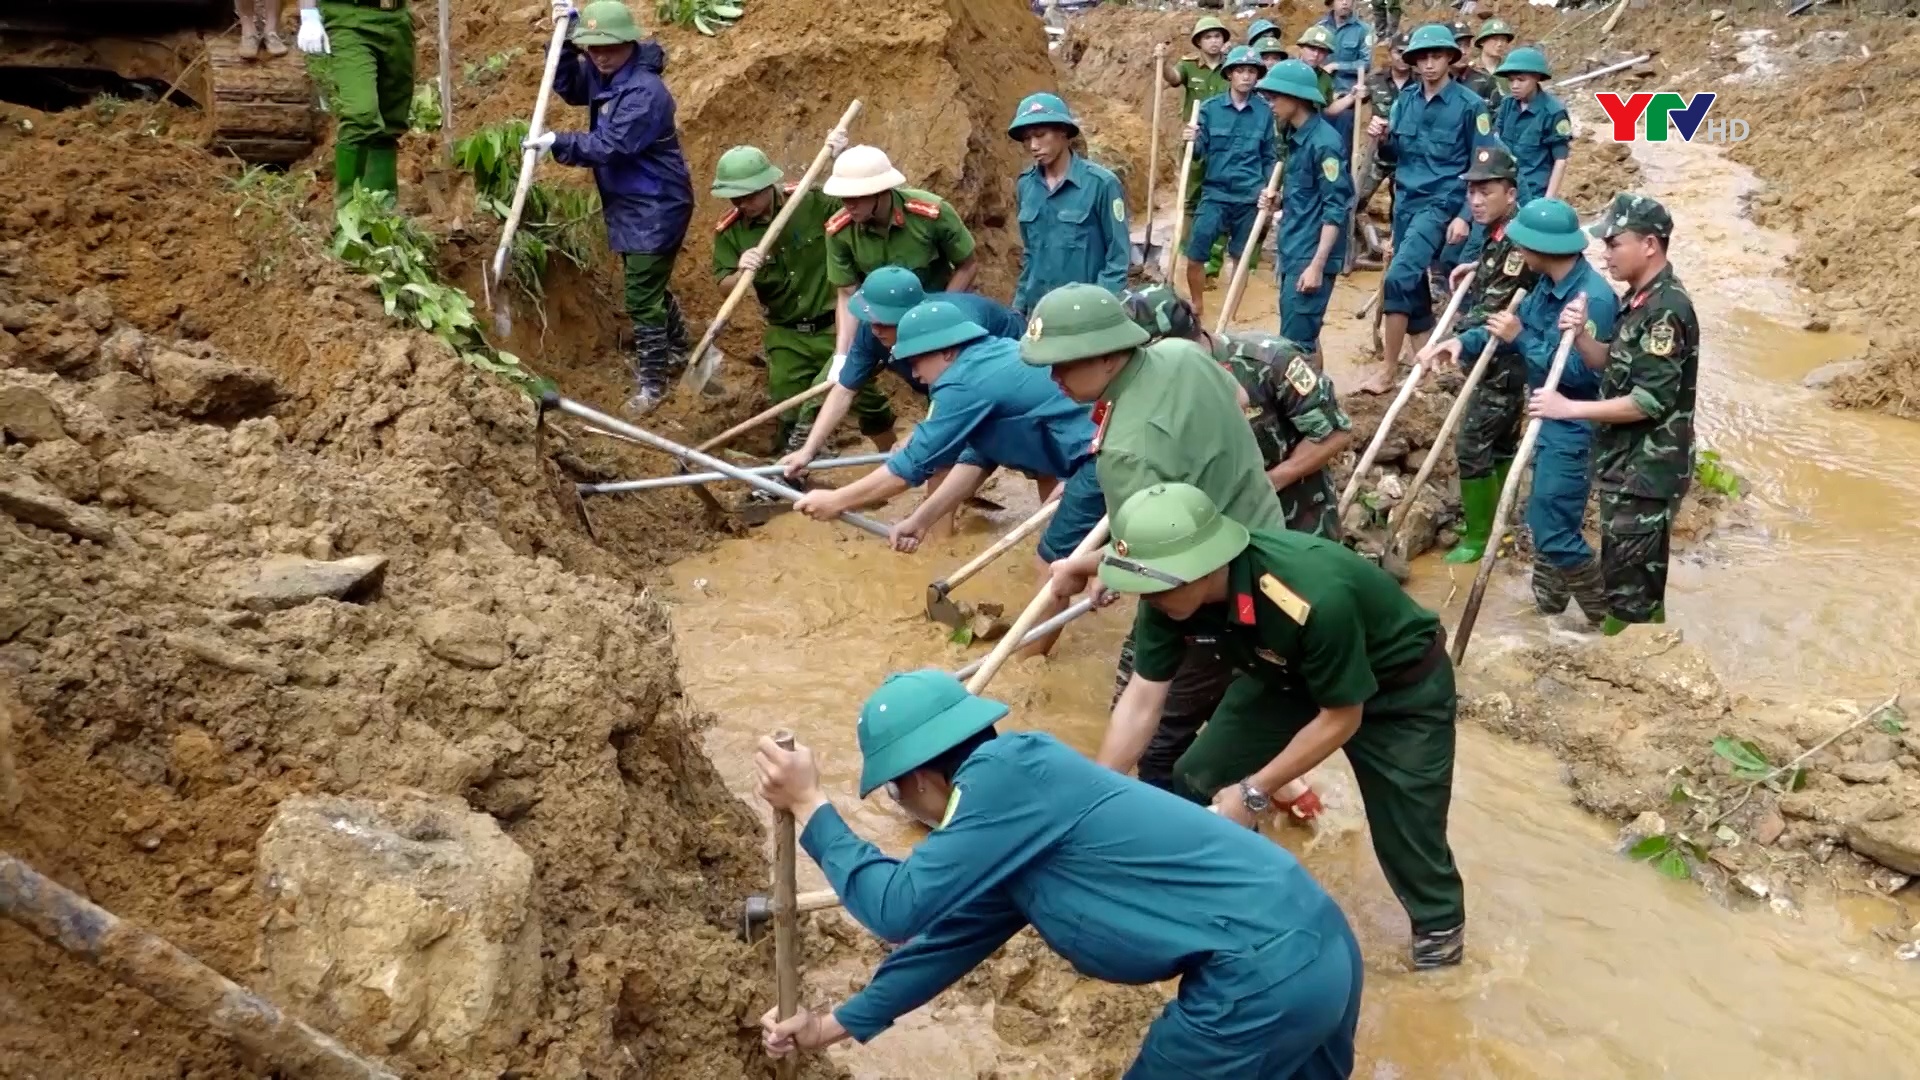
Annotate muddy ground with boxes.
[2,0,1918,1076]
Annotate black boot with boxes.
[1564,558,1609,628]
[661,291,692,377]
[1412,923,1465,970]
[1531,557,1570,615]
[623,324,673,418]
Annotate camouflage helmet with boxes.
[1474,18,1516,44]
[1121,284,1200,342]
[1589,192,1675,241]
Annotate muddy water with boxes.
[663,136,1920,1076]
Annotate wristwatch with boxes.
[1238,780,1272,814]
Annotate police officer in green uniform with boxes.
[1440,143,1538,564]
[1122,284,1353,540]
[1353,31,1414,262]
[1247,17,1286,51]
[1097,482,1467,969]
[1007,93,1132,316]
[1530,194,1699,635]
[297,0,414,198]
[1158,19,1234,278]
[1255,36,1290,71]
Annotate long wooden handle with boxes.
[694,380,835,454]
[437,0,454,166]
[1452,327,1579,663]
[936,501,1061,592]
[771,730,799,1080]
[1213,160,1285,336]
[1349,89,1370,212]
[685,101,864,375]
[1337,275,1473,514]
[1144,66,1163,254]
[1170,103,1202,291]
[491,16,572,283]
[1383,288,1529,553]
[964,516,1110,694]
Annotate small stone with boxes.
[1709,7,1726,19]
[1801,358,1868,390]
[73,287,114,332]
[97,326,147,370]
[0,468,114,542]
[1618,810,1666,851]
[1802,315,1830,333]
[86,371,155,422]
[1864,798,1904,823]
[144,349,283,422]
[1845,816,1920,875]
[1855,732,1899,764]
[418,609,509,670]
[1406,447,1430,472]
[1754,811,1786,845]
[1836,760,1897,785]
[0,385,66,444]
[101,438,215,515]
[164,632,288,683]
[1777,792,1824,821]
[229,554,390,613]
[20,440,99,501]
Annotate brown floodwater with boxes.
[661,135,1920,1076]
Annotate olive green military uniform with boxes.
[1589,196,1699,628]
[1452,208,1539,483]
[1211,332,1352,540]
[1456,65,1500,105]
[825,188,976,294]
[1355,66,1413,222]
[319,0,415,197]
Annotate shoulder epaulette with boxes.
[825,209,853,235]
[903,197,944,220]
[714,208,740,233]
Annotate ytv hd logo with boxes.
[1595,92,1750,144]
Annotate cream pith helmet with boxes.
[822,145,908,199]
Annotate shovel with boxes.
[925,501,1061,627]
[1337,274,1471,518]
[485,13,572,338]
[1141,62,1165,279]
[1212,160,1285,336]
[1170,103,1201,295]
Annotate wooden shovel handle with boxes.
[938,501,1062,593]
[491,16,572,284]
[1170,103,1202,293]
[1337,274,1473,516]
[1213,160,1285,336]
[964,516,1110,694]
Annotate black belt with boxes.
[1378,627,1448,692]
[341,0,406,9]
[776,318,828,334]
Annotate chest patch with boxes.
[1502,250,1525,277]
[1647,319,1676,357]
[1259,572,1311,624]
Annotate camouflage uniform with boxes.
[1210,332,1352,539]
[1452,200,1538,482]
[1589,196,1699,628]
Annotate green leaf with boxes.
[1786,767,1808,792]
[708,3,744,15]
[948,625,975,646]
[1710,736,1772,779]
[693,14,715,34]
[1654,849,1691,880]
[1627,834,1671,861]
[1667,781,1691,804]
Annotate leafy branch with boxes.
[1703,693,1900,831]
[1693,448,1742,498]
[453,122,604,310]
[655,0,745,35]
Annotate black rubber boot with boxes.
[1531,557,1570,615]
[623,324,673,418]
[1564,558,1609,628]
[1412,923,1465,970]
[662,291,692,377]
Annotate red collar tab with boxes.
[1234,592,1257,625]
[1088,400,1113,454]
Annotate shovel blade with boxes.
[682,345,724,395]
[734,497,790,526]
[925,583,968,628]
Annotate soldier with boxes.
[821,145,979,368]
[1372,0,1403,41]
[1450,20,1499,102]
[1360,22,1493,395]
[1474,18,1517,98]
[1312,0,1374,171]
[524,0,695,418]
[1007,93,1131,317]
[1353,31,1415,263]
[296,0,415,198]
[1256,36,1290,71]
[1123,285,1354,539]
[1182,46,1278,325]
[1254,61,1353,362]
[1493,47,1572,203]
[1417,198,1618,623]
[1096,482,1468,969]
[1158,18,1234,278]
[1530,194,1699,634]
[1437,144,1539,564]
[1247,17,1286,52]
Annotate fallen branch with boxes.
[1705,692,1901,830]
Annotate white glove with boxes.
[296,8,330,55]
[551,0,575,20]
[738,249,766,273]
[826,129,849,157]
[523,131,557,154]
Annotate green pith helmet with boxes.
[1247,18,1282,45]
[1256,38,1289,58]
[1450,19,1473,41]
[855,669,1008,797]
[1121,284,1199,342]
[850,266,926,326]
[1507,197,1589,255]
[1257,59,1326,107]
[1098,484,1252,596]
[1474,18,1516,44]
[891,300,989,361]
[1462,142,1519,183]
[710,146,782,199]
[1496,46,1552,78]
[1391,30,1411,53]
[1589,192,1675,240]
[1019,284,1151,367]
[1008,91,1080,139]
[1222,45,1264,75]
[1405,23,1462,61]
[571,0,641,46]
[1296,24,1336,51]
[1191,16,1231,46]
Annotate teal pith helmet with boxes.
[890,300,990,361]
[571,0,641,46]
[1121,284,1199,342]
[850,266,926,326]
[1247,18,1282,45]
[1256,59,1326,107]
[1506,197,1589,256]
[1019,283,1151,367]
[1496,46,1552,79]
[1098,483,1252,596]
[1404,22,1462,61]
[855,669,1008,797]
[1007,92,1080,140]
[710,146,782,199]
[1461,141,1519,183]
[1221,45,1265,75]
[1295,24,1336,52]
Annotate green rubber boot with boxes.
[1602,604,1664,636]
[1444,474,1500,563]
[333,143,366,199]
[362,144,399,197]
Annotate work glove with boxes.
[296,8,330,55]
[737,249,766,274]
[827,128,849,157]
[551,0,575,20]
[523,131,557,155]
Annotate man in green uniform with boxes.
[1097,482,1467,969]
[1440,143,1538,564]
[1451,19,1499,103]
[1372,0,1403,41]
[1247,17,1286,52]
[821,145,978,369]
[1123,284,1353,539]
[1474,18,1516,100]
[1007,93,1132,316]
[1157,19,1233,278]
[1531,194,1699,634]
[1256,36,1290,71]
[297,0,414,198]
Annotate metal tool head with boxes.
[683,344,724,396]
[925,581,968,628]
[739,893,774,942]
[734,495,791,527]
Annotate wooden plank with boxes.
[210,101,317,140]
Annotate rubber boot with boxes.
[1602,603,1664,637]
[1490,458,1514,552]
[333,143,367,199]
[1564,558,1609,627]
[1444,475,1499,564]
[1530,557,1569,614]
[1412,923,1465,970]
[662,291,692,371]
[362,144,399,197]
[623,324,672,418]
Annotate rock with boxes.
[257,793,541,1054]
[1855,732,1899,764]
[1618,810,1666,851]
[1389,492,1445,562]
[1777,792,1824,821]
[0,385,65,444]
[228,554,389,613]
[144,349,282,422]
[418,609,509,670]
[101,438,216,515]
[1835,760,1897,785]
[97,326,146,370]
[1863,798,1903,823]
[1710,8,1726,19]
[1754,810,1786,846]
[1801,358,1868,390]
[163,632,288,683]
[1844,816,1920,875]
[73,287,114,332]
[1376,474,1406,501]
[20,440,99,500]
[1794,29,1854,63]
[86,371,155,422]
[0,469,114,542]
[1802,315,1830,333]
[1406,447,1430,472]
[1340,501,1370,535]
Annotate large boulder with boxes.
[256,793,542,1056]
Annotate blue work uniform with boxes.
[803,731,1363,1078]
[1380,79,1493,333]
[1494,92,1573,204]
[1455,257,1618,570]
[550,40,692,256]
[1185,92,1280,263]
[1276,114,1354,353]
[840,292,1026,397]
[1013,155,1133,316]
[885,338,1105,561]
[1314,13,1373,170]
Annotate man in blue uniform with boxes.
[1313,0,1374,171]
[753,668,1363,1077]
[1359,22,1492,395]
[1493,47,1572,203]
[1417,198,1618,623]
[1183,46,1278,326]
[1255,61,1353,359]
[1008,93,1132,316]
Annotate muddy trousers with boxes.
[1598,490,1679,624]
[319,1,414,197]
[1170,663,1467,935]
[623,251,687,395]
[1453,353,1525,480]
[1526,428,1606,621]
[1383,200,1452,335]
[1111,635,1238,790]
[762,324,835,453]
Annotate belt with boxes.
[340,0,406,9]
[1377,627,1448,692]
[775,318,828,334]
